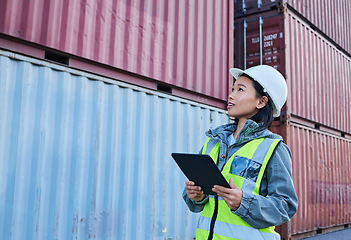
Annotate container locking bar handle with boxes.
[259,16,263,65]
[242,0,246,13]
[243,20,247,70]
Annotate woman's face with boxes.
[227,76,263,120]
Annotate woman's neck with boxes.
[233,118,248,139]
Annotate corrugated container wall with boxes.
[285,0,351,55]
[0,0,234,104]
[234,0,351,55]
[235,9,351,134]
[235,6,351,239]
[285,10,351,134]
[0,50,229,240]
[270,123,351,238]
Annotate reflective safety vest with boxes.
[196,137,282,240]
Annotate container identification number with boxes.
[264,41,273,47]
[264,33,278,41]
[252,33,278,45]
[264,33,277,48]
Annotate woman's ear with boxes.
[257,96,268,109]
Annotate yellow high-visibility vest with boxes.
[196,137,281,240]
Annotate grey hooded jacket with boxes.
[183,119,298,229]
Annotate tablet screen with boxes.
[171,153,231,195]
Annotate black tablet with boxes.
[171,153,231,195]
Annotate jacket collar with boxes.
[206,119,282,145]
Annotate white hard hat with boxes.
[229,65,288,117]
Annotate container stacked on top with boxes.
[235,0,351,54]
[234,0,351,239]
[0,0,234,109]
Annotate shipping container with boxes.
[235,9,351,134]
[0,50,230,240]
[285,10,351,135]
[286,0,351,55]
[234,0,351,55]
[236,7,351,238]
[270,122,351,239]
[0,0,234,107]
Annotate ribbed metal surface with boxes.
[0,50,229,240]
[0,0,233,101]
[286,0,351,54]
[234,9,351,134]
[270,122,351,238]
[285,10,351,134]
[286,123,351,236]
[233,0,351,54]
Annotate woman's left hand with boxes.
[212,178,243,211]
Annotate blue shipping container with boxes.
[0,50,229,239]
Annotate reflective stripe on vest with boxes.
[196,137,282,240]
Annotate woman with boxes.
[183,65,298,240]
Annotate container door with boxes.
[234,11,285,75]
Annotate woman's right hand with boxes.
[185,180,205,202]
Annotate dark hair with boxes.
[236,73,274,128]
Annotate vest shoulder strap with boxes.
[253,138,282,194]
[202,137,220,164]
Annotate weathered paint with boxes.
[0,0,234,102]
[0,50,229,240]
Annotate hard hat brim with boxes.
[229,68,245,80]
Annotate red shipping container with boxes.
[237,7,351,238]
[234,0,351,54]
[0,0,234,108]
[285,0,351,55]
[270,122,351,239]
[235,9,351,134]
